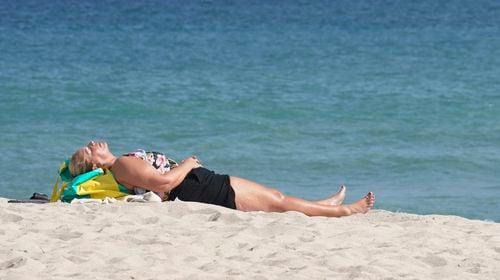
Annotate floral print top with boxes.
[124,149,179,197]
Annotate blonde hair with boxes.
[69,149,93,177]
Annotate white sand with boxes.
[1,197,499,280]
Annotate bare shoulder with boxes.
[111,156,163,190]
[113,156,149,175]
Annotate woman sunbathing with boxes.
[69,141,375,217]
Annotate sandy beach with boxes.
[1,198,499,280]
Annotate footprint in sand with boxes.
[141,216,160,225]
[206,211,221,221]
[198,261,218,271]
[192,209,222,222]
[221,213,244,223]
[1,213,23,223]
[459,258,482,274]
[417,254,447,267]
[299,234,315,243]
[66,255,88,264]
[0,257,27,270]
[56,231,83,241]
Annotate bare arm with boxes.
[111,156,201,193]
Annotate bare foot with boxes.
[317,185,347,206]
[345,192,375,215]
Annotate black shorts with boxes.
[167,167,236,209]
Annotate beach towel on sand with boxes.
[50,160,131,203]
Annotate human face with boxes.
[86,141,111,167]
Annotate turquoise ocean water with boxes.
[1,0,499,221]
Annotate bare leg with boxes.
[230,176,375,217]
[316,185,346,206]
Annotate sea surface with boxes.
[1,0,499,221]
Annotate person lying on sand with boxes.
[69,141,375,217]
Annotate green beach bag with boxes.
[50,160,131,202]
